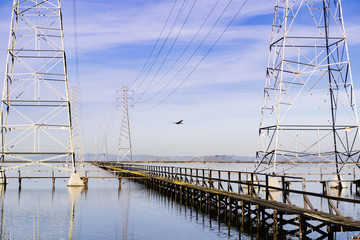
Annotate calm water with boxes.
[0,164,251,240]
[1,163,360,239]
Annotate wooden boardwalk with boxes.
[94,161,360,239]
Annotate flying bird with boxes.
[173,120,184,125]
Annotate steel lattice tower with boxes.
[117,87,133,163]
[256,0,360,174]
[70,87,84,165]
[1,1,76,175]
[97,121,108,161]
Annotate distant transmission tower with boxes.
[98,121,108,161]
[70,87,84,166]
[256,0,360,174]
[93,135,98,162]
[0,1,83,185]
[117,87,133,163]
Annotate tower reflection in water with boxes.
[67,186,85,240]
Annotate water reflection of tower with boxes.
[68,187,85,240]
[119,181,130,240]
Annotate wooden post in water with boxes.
[281,176,286,204]
[298,214,307,239]
[250,173,254,196]
[241,201,244,231]
[327,225,334,240]
[235,199,239,225]
[190,169,193,183]
[218,171,222,190]
[199,190,202,209]
[196,169,199,185]
[208,170,212,188]
[238,172,242,194]
[18,168,21,189]
[356,180,360,195]
[52,168,55,189]
[228,197,231,226]
[265,175,269,201]
[228,171,231,192]
[202,169,205,187]
[184,168,187,182]
[273,211,278,240]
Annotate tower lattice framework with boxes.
[70,87,84,165]
[256,0,360,174]
[117,87,133,163]
[1,0,75,172]
[96,121,108,162]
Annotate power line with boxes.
[136,0,249,111]
[135,0,235,105]
[135,0,198,104]
[129,0,179,89]
[133,0,188,93]
[72,0,80,87]
[138,0,221,103]
[135,0,231,104]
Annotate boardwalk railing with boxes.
[99,162,360,219]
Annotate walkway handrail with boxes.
[98,162,360,217]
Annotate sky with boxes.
[0,0,359,157]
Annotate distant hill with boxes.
[84,154,255,163]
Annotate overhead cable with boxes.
[72,0,80,87]
[129,0,179,89]
[137,0,249,111]
[139,0,221,103]
[133,0,188,93]
[135,0,198,104]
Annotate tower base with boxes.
[67,173,85,187]
[330,175,348,189]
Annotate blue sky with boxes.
[0,0,359,157]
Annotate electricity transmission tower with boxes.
[97,121,108,161]
[70,87,84,166]
[117,87,133,163]
[0,1,82,185]
[256,0,360,174]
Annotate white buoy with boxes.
[67,173,85,187]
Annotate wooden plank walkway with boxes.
[98,164,360,228]
[94,162,360,239]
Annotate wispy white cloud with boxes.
[0,0,359,156]
[61,0,274,51]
